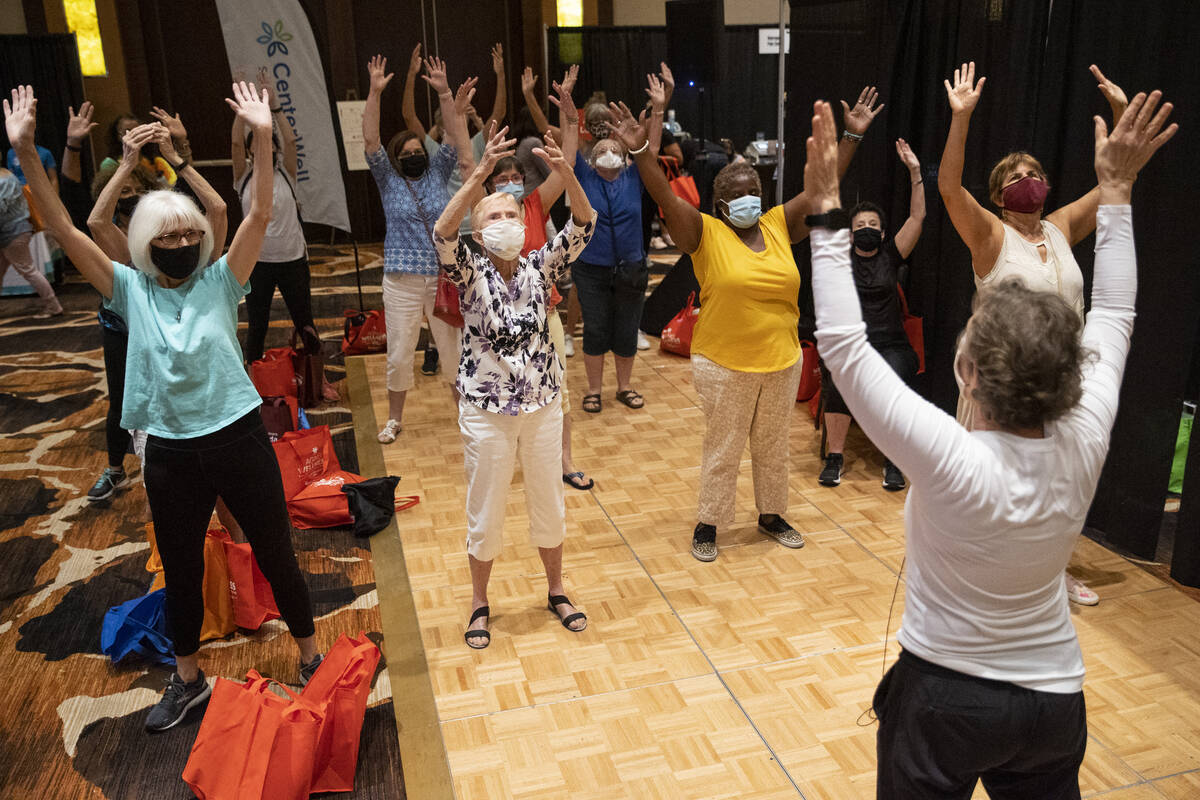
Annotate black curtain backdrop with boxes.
[547,25,780,155]
[783,0,1200,561]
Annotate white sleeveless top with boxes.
[957,219,1084,427]
[236,168,306,263]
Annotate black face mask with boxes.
[150,243,201,279]
[116,195,139,217]
[853,228,883,251]
[398,152,428,179]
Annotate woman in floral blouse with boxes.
[433,126,596,649]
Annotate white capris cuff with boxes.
[381,271,462,393]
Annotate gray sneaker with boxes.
[299,654,324,687]
[145,670,211,732]
[87,467,128,502]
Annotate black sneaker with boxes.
[87,467,127,502]
[818,453,844,487]
[757,515,805,548]
[691,523,717,562]
[421,347,439,376]
[882,460,906,492]
[145,670,211,732]
[299,654,324,687]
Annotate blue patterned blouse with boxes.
[366,144,456,275]
[435,212,596,415]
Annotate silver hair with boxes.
[125,190,214,277]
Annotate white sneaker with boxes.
[377,419,401,443]
[649,236,668,250]
[563,335,575,357]
[637,331,650,351]
[1065,573,1099,605]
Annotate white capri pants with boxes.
[459,395,565,562]
[381,272,462,393]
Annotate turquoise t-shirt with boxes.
[104,256,261,438]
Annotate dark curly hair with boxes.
[964,279,1089,430]
[850,200,887,232]
[712,161,760,214]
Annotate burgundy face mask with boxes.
[1001,176,1049,214]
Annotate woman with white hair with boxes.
[6,82,320,731]
[433,126,596,650]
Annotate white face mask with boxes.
[594,150,624,170]
[479,218,526,261]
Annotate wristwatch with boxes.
[805,208,850,230]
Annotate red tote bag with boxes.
[897,285,926,374]
[301,632,382,793]
[183,671,321,800]
[223,538,281,630]
[660,291,700,357]
[250,347,297,398]
[271,425,341,501]
[796,340,821,401]
[433,274,464,328]
[287,469,364,530]
[658,157,701,215]
[342,309,387,355]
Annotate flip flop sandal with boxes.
[562,471,595,491]
[463,605,491,649]
[547,594,587,632]
[582,394,602,413]
[615,389,644,409]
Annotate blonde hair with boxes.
[125,190,213,277]
[988,152,1048,207]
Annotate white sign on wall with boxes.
[758,28,791,54]
[336,101,368,171]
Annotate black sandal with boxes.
[547,594,587,632]
[463,605,491,649]
[615,389,644,409]
[562,471,595,490]
[582,394,601,413]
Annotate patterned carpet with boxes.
[0,243,407,798]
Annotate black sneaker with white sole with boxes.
[818,453,844,487]
[421,347,439,376]
[87,467,128,502]
[145,670,211,732]
[882,460,906,491]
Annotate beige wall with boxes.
[612,0,787,26]
[0,2,27,34]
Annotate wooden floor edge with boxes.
[346,355,457,800]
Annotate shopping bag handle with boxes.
[395,495,420,512]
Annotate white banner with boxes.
[215,0,350,231]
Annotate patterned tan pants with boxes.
[692,354,803,527]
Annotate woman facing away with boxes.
[804,89,1175,798]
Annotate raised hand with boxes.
[1090,64,1129,119]
[944,62,985,117]
[408,43,423,76]
[605,101,647,152]
[895,137,920,171]
[478,122,517,175]
[454,77,478,116]
[659,62,675,96]
[1093,90,1177,188]
[533,130,570,174]
[549,73,578,118]
[122,123,160,167]
[149,106,188,140]
[421,55,450,95]
[841,85,885,135]
[255,66,276,107]
[804,100,840,211]
[561,64,579,97]
[3,85,38,149]
[225,81,272,131]
[151,122,180,161]
[67,101,97,143]
[646,73,667,110]
[521,66,538,96]
[491,43,504,75]
[368,54,394,94]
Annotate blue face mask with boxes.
[495,181,524,199]
[721,195,762,229]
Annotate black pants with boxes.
[143,411,314,657]
[572,260,648,358]
[874,650,1086,800]
[100,315,131,468]
[244,256,316,363]
[822,340,918,417]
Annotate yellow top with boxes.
[690,205,801,372]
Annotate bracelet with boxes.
[912,178,922,186]
[172,160,190,172]
[270,107,282,113]
[651,110,664,116]
[842,130,864,142]
[66,143,82,152]
[562,116,579,125]
[628,140,650,156]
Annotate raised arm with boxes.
[644,72,667,157]
[61,102,95,183]
[255,67,298,180]
[230,113,247,185]
[1046,64,1131,247]
[224,82,274,284]
[423,56,473,175]
[6,86,115,296]
[609,100,702,253]
[521,66,555,137]
[892,138,925,259]
[534,67,580,208]
[837,86,883,178]
[484,43,506,132]
[363,54,394,156]
[157,123,228,259]
[401,44,428,141]
[88,125,157,263]
[937,62,1003,277]
[435,124,515,240]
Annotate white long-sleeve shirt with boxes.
[812,206,1136,693]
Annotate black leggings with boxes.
[244,256,317,363]
[100,320,131,468]
[143,411,314,657]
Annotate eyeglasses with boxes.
[154,229,204,247]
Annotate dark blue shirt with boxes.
[574,153,644,266]
[6,146,56,185]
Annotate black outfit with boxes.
[821,241,918,416]
[98,307,131,467]
[572,261,648,358]
[143,411,314,657]
[874,650,1087,800]
[244,255,317,363]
